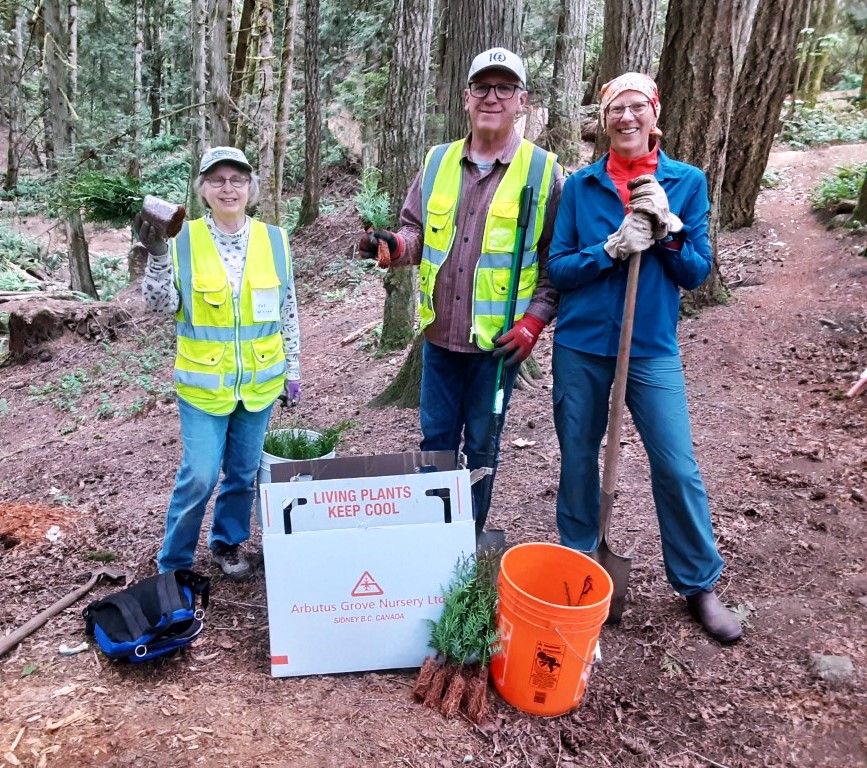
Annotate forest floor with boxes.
[0,142,866,768]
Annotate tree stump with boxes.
[4,297,132,361]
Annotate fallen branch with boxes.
[340,319,379,346]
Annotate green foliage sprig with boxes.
[355,167,392,230]
[58,171,143,226]
[427,553,500,667]
[810,162,867,209]
[263,420,355,460]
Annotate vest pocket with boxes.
[484,200,520,253]
[425,193,456,253]
[175,340,227,390]
[191,274,231,326]
[251,335,286,384]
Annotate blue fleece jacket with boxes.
[548,149,711,358]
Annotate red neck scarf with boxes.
[606,143,659,206]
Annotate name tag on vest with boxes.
[252,288,280,322]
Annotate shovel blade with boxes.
[592,539,632,625]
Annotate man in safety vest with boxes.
[359,48,563,534]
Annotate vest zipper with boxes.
[233,295,242,401]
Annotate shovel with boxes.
[0,566,126,658]
[474,184,534,537]
[592,252,641,624]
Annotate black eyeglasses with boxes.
[468,82,523,100]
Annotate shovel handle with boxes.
[599,252,641,539]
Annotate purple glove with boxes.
[280,379,301,407]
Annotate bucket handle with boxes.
[554,627,602,668]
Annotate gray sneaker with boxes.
[211,541,252,581]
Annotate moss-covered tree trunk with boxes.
[547,0,588,168]
[369,335,423,409]
[297,0,321,227]
[853,170,867,224]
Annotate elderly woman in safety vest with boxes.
[548,74,742,644]
[135,146,300,581]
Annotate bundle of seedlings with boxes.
[355,167,393,268]
[414,552,500,723]
[263,420,355,461]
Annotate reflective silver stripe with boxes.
[421,143,452,214]
[477,250,537,270]
[421,244,448,267]
[224,370,254,387]
[266,224,290,307]
[523,145,550,251]
[175,224,194,326]
[174,369,221,389]
[257,360,287,383]
[474,297,532,316]
[176,321,281,341]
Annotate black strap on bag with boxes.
[84,569,210,659]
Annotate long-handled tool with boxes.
[0,566,126,657]
[474,184,534,540]
[593,252,641,624]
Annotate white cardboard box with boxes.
[260,451,476,677]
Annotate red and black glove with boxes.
[357,229,404,268]
[492,314,546,367]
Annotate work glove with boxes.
[603,212,654,261]
[133,212,168,257]
[357,229,403,268]
[279,379,301,407]
[627,175,683,240]
[492,314,546,367]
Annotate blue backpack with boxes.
[83,570,210,662]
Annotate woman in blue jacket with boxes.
[548,73,742,644]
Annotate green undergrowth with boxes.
[810,162,867,210]
[779,104,867,149]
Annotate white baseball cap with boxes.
[467,48,526,89]
[199,146,253,175]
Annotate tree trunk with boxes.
[256,0,278,224]
[144,0,165,137]
[721,0,807,230]
[657,0,759,307]
[789,0,813,115]
[369,335,423,408]
[377,0,436,352]
[210,0,231,145]
[230,0,258,145]
[438,0,523,142]
[547,0,588,168]
[44,0,97,299]
[187,0,209,219]
[298,0,321,227]
[804,0,837,107]
[68,0,77,103]
[592,0,658,160]
[3,6,24,190]
[274,0,299,209]
[130,0,144,178]
[853,170,867,223]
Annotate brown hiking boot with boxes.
[686,590,743,644]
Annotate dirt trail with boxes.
[0,144,865,768]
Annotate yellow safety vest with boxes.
[171,218,290,415]
[418,138,557,349]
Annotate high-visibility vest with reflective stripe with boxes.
[418,138,557,349]
[172,218,290,415]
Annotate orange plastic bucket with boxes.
[491,542,612,716]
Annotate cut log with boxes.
[340,319,379,346]
[6,298,132,360]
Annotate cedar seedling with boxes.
[427,552,500,666]
[355,167,393,267]
[57,171,145,226]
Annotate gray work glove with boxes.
[133,212,168,257]
[604,212,654,261]
[627,175,683,240]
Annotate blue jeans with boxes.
[420,340,518,528]
[552,345,724,595]
[157,398,274,572]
